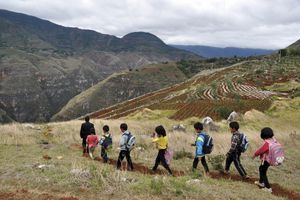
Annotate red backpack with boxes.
[266,138,284,166]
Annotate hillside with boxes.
[0,9,199,123]
[51,57,248,121]
[51,63,187,121]
[0,96,300,200]
[88,56,300,121]
[172,45,275,58]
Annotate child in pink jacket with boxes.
[252,127,275,193]
[86,128,99,159]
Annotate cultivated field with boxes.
[89,56,300,121]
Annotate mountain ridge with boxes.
[171,44,275,58]
[0,9,199,123]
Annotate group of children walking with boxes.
[80,116,284,193]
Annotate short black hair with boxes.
[120,123,128,131]
[229,121,239,130]
[155,125,166,137]
[85,116,90,122]
[90,127,95,134]
[103,125,109,132]
[261,127,274,139]
[194,122,203,131]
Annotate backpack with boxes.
[201,134,214,154]
[266,139,284,166]
[102,134,112,149]
[125,132,136,151]
[164,149,173,164]
[239,133,249,153]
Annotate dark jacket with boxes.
[228,131,241,154]
[80,122,94,139]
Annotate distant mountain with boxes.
[0,9,199,123]
[171,45,275,58]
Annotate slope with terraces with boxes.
[89,56,300,120]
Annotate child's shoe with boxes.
[261,187,272,193]
[254,181,265,187]
[223,170,230,175]
[242,175,250,180]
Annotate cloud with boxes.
[1,0,300,49]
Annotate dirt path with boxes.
[0,189,78,200]
[210,172,300,200]
[84,151,300,200]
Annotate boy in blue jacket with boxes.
[192,122,209,174]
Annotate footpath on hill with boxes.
[78,145,300,200]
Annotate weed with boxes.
[173,149,194,160]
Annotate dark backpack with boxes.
[102,134,112,149]
[239,133,249,153]
[201,134,214,154]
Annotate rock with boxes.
[186,179,202,185]
[43,155,52,160]
[70,169,90,179]
[172,124,186,132]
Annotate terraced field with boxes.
[89,56,300,120]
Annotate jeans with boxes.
[117,150,134,170]
[101,146,108,162]
[193,156,209,173]
[259,161,271,188]
[225,152,247,177]
[152,149,173,175]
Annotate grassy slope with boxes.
[1,97,299,199]
[51,63,188,121]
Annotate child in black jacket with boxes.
[224,122,249,179]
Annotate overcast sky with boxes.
[1,0,300,49]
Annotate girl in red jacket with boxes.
[252,127,274,193]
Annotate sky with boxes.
[1,0,300,49]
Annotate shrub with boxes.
[173,149,193,160]
[216,106,232,119]
[208,155,225,172]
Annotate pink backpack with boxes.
[164,150,173,164]
[266,138,284,166]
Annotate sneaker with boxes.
[261,188,272,193]
[223,170,230,175]
[243,175,250,180]
[254,181,265,188]
[205,172,211,177]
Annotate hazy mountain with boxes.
[0,9,199,123]
[171,45,275,58]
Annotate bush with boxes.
[173,149,193,160]
[208,155,225,172]
[216,107,232,119]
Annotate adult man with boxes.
[80,116,94,154]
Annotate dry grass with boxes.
[0,98,299,199]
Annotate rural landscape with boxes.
[1,2,300,200]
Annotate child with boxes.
[117,123,134,170]
[86,127,99,159]
[252,127,277,193]
[99,125,112,163]
[224,121,249,179]
[192,122,209,174]
[151,125,173,175]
